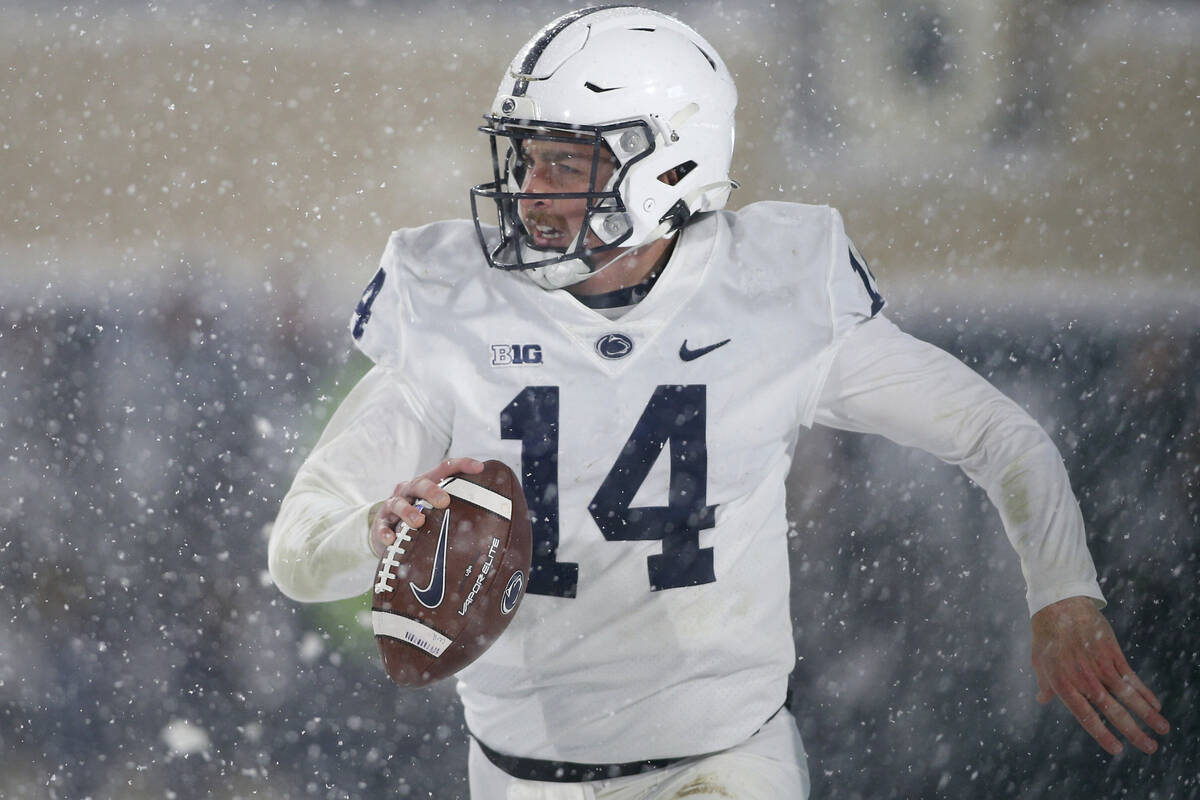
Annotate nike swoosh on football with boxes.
[411,510,450,609]
[679,338,732,361]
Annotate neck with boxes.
[567,236,677,297]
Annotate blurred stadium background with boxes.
[1,0,1196,797]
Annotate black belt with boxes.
[474,691,791,784]
[474,738,693,783]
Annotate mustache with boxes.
[521,211,567,230]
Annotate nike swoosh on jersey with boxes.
[678,338,732,361]
[411,510,451,609]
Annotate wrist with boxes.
[366,500,386,557]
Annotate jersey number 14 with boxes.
[501,385,717,598]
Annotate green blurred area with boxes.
[304,354,375,663]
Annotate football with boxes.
[371,459,532,687]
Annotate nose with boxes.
[519,167,553,215]
[520,163,552,200]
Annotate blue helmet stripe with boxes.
[512,5,639,97]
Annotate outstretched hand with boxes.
[1031,595,1169,755]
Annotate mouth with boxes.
[524,219,572,249]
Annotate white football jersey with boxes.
[350,202,881,762]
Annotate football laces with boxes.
[373,500,429,594]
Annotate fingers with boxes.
[1035,668,1054,705]
[1059,687,1125,755]
[377,494,433,531]
[1110,672,1171,738]
[1031,598,1170,756]
[1092,684,1155,754]
[397,458,486,500]
[431,456,486,479]
[374,458,488,556]
[370,496,430,556]
[1045,661,1169,756]
[1097,649,1171,744]
[420,457,487,494]
[1113,652,1164,714]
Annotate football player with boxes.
[268,6,1169,798]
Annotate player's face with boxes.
[516,138,617,252]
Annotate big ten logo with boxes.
[491,344,543,366]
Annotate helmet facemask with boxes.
[470,119,658,290]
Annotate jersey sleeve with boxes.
[793,206,887,427]
[348,225,469,437]
[268,365,450,603]
[827,208,885,339]
[813,315,1104,616]
[351,231,411,371]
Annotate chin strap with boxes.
[525,258,594,290]
[525,242,651,290]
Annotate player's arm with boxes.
[268,365,449,603]
[813,315,1169,755]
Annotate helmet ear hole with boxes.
[657,161,697,186]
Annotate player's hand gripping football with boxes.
[1031,596,1170,755]
[369,457,486,558]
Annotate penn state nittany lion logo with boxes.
[501,571,524,615]
[595,333,633,360]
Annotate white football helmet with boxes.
[470,6,738,289]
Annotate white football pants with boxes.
[467,709,810,800]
